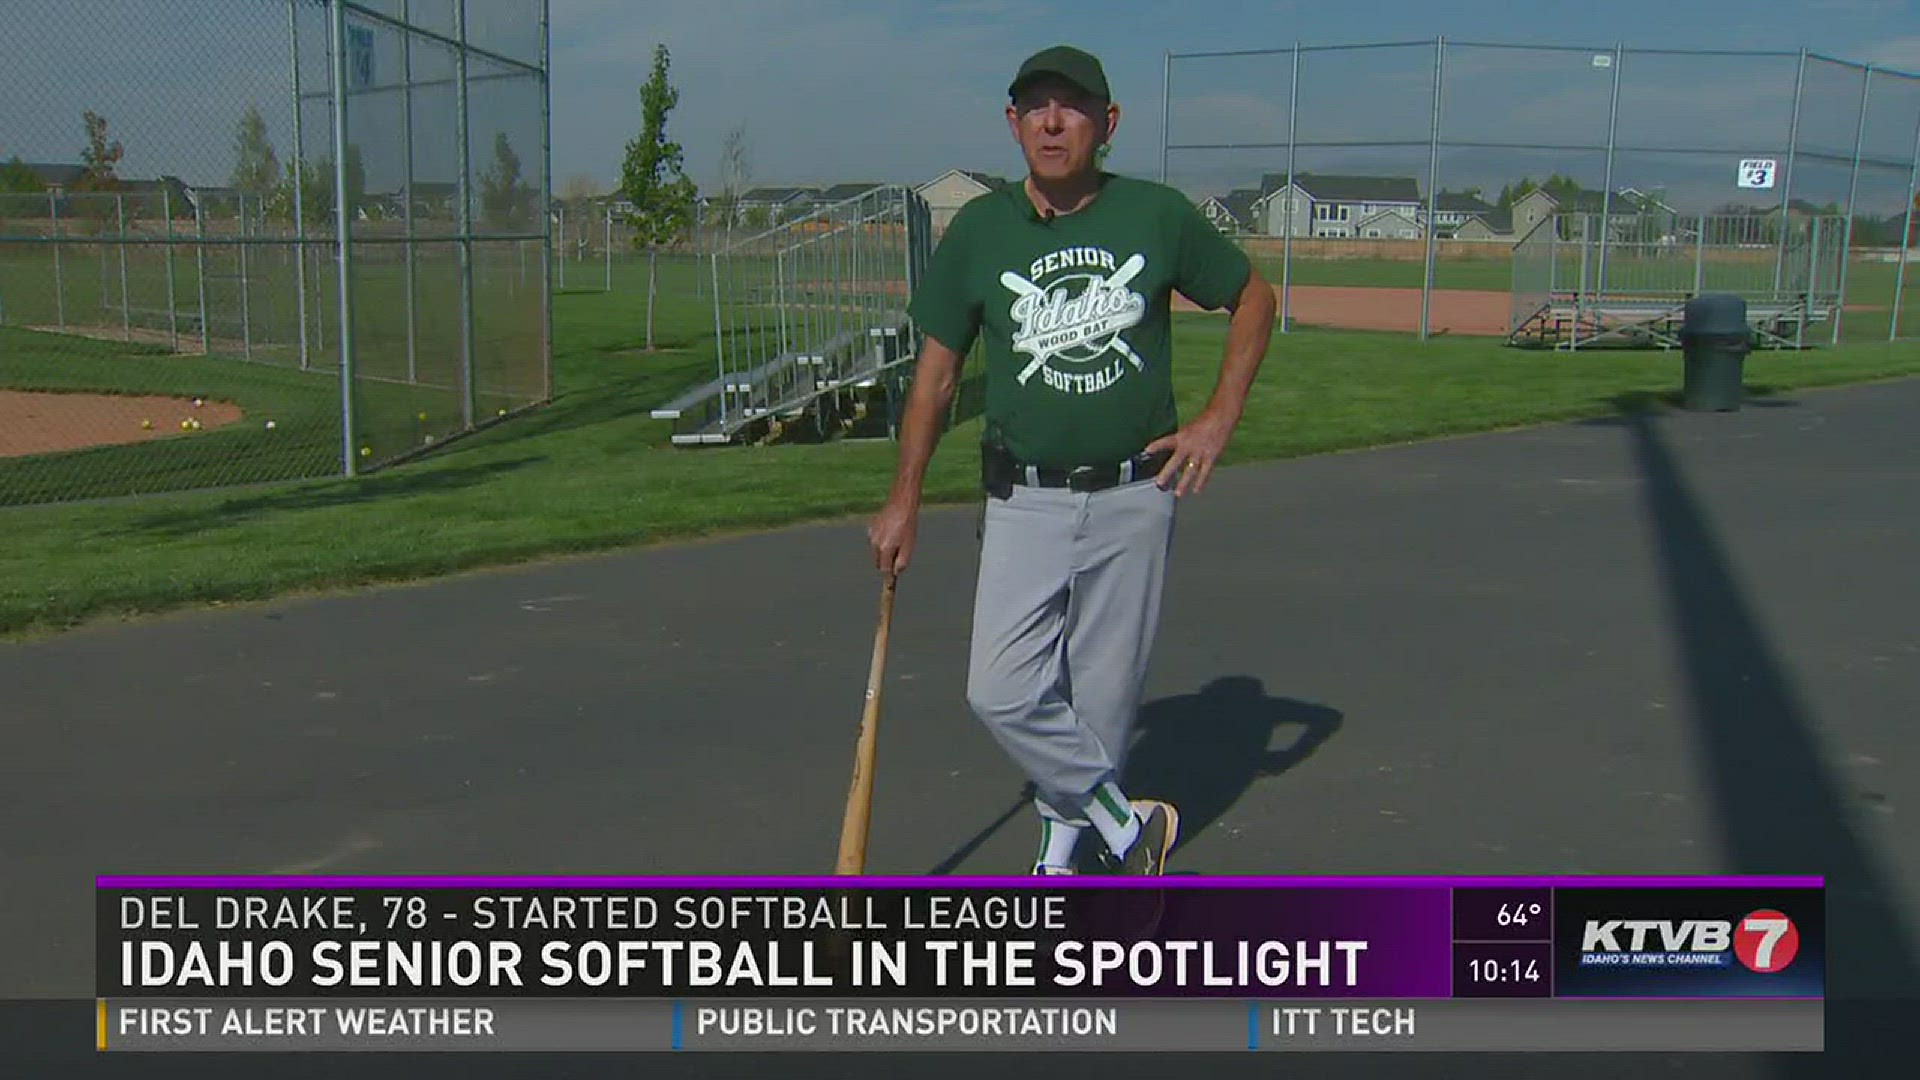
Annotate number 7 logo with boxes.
[1733,910,1800,973]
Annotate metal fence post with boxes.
[1693,212,1707,295]
[289,0,311,370]
[115,193,131,341]
[195,199,210,355]
[603,202,612,292]
[1595,43,1623,299]
[329,0,358,475]
[401,0,419,382]
[1894,94,1920,340]
[540,0,554,402]
[710,250,726,425]
[1775,48,1807,295]
[1801,215,1818,348]
[163,186,178,350]
[1573,214,1591,349]
[1159,51,1171,185]
[1833,64,1871,346]
[1420,35,1444,342]
[451,0,478,426]
[239,194,254,359]
[1281,41,1299,334]
[49,189,64,330]
[556,203,565,289]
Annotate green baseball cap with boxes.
[1009,45,1110,102]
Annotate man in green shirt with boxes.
[868,45,1276,874]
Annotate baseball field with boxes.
[3,249,1919,639]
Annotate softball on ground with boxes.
[265,420,276,430]
[192,397,204,408]
[417,411,428,421]
[141,419,152,430]
[188,418,202,430]
[497,408,507,417]
[360,446,371,457]
[180,419,192,430]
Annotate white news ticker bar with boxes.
[98,997,1822,1053]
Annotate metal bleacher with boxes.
[1507,211,1848,351]
[651,319,915,445]
[653,184,932,445]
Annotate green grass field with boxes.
[2,241,1917,638]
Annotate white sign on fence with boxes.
[1737,159,1777,189]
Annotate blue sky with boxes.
[2,0,1915,215]
[550,0,1920,200]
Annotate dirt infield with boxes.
[786,281,1516,335]
[1175,284,1513,335]
[0,390,243,458]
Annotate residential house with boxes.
[1454,207,1515,240]
[1251,173,1425,238]
[735,186,817,226]
[1431,192,1496,236]
[1509,188,1558,239]
[916,169,1004,232]
[19,162,86,196]
[1198,188,1261,234]
[816,182,884,206]
[1355,207,1423,239]
[107,175,193,213]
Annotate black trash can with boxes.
[1679,294,1751,412]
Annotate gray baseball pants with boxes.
[966,477,1178,826]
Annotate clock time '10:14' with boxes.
[1468,957,1542,984]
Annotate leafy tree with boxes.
[618,43,698,349]
[77,109,123,192]
[714,123,752,235]
[479,133,533,230]
[230,106,279,195]
[0,156,44,194]
[268,148,365,227]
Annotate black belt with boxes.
[1011,449,1172,493]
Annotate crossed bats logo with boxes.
[1000,253,1149,387]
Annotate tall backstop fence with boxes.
[0,0,552,507]
[1162,40,1920,347]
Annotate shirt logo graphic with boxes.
[999,248,1148,394]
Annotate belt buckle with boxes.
[1067,464,1098,493]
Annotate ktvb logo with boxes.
[1578,910,1800,973]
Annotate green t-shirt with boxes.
[907,173,1252,468]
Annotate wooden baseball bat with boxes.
[836,572,897,875]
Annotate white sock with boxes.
[1086,781,1141,857]
[1036,819,1085,870]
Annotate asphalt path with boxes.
[6,377,1916,1076]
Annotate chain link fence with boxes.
[0,0,551,507]
[1162,40,1920,346]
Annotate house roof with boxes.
[740,186,816,203]
[115,176,186,193]
[21,162,87,185]
[1460,207,1514,233]
[917,169,1006,194]
[818,182,883,203]
[1259,172,1422,203]
[1435,192,1493,212]
[1356,206,1421,227]
[1203,188,1261,223]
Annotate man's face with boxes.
[1006,77,1118,182]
